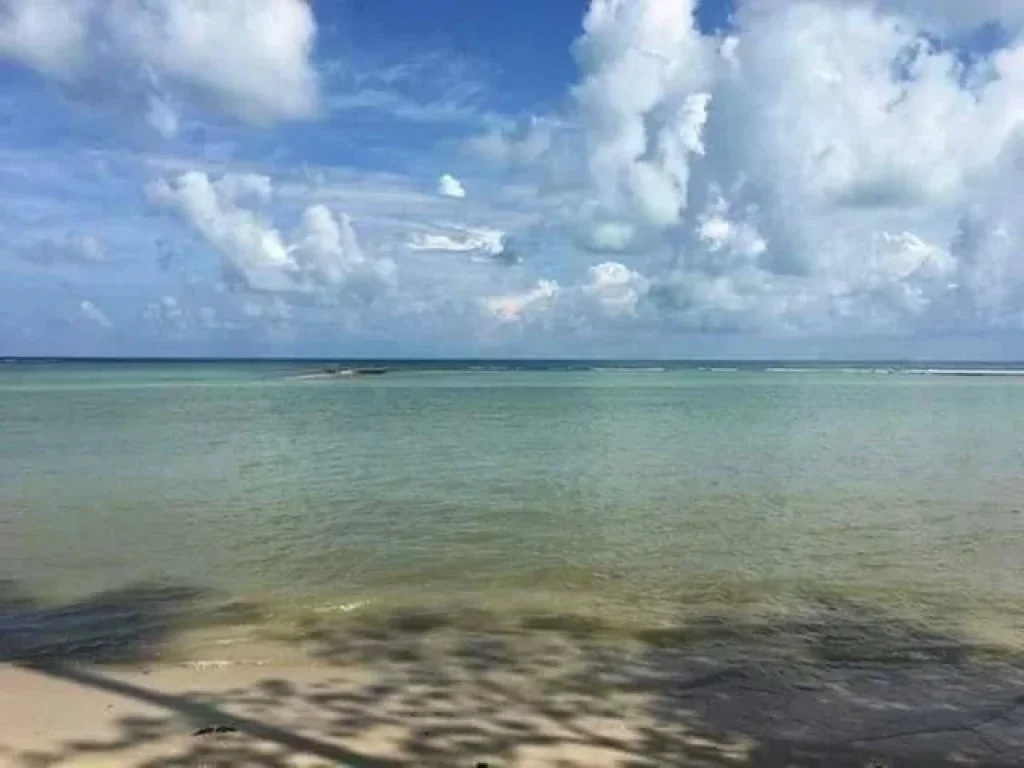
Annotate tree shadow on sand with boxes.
[3,581,1024,767]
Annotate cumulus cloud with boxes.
[574,0,712,236]
[689,191,767,275]
[0,0,318,129]
[437,174,466,198]
[543,0,1024,336]
[78,299,111,328]
[149,171,395,299]
[582,261,649,318]
[475,261,649,331]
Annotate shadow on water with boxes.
[3,580,1024,766]
[0,579,208,665]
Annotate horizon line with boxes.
[6,356,1024,365]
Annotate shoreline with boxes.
[3,629,1024,767]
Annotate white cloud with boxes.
[119,0,318,123]
[872,232,955,284]
[148,170,296,292]
[475,261,648,330]
[691,192,767,275]
[582,261,649,318]
[149,171,395,299]
[574,0,712,232]
[0,0,318,127]
[726,3,1023,211]
[295,204,396,297]
[78,299,112,328]
[482,279,560,323]
[764,0,1024,35]
[407,225,520,265]
[0,0,88,77]
[437,174,466,199]
[212,173,274,205]
[548,0,1024,336]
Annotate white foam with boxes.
[314,600,369,614]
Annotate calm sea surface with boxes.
[2,361,1023,659]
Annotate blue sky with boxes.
[1,0,1023,358]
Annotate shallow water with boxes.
[2,361,1023,660]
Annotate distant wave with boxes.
[906,368,1024,377]
[763,366,898,374]
[589,367,667,373]
[757,365,1024,376]
[291,371,356,380]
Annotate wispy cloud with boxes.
[325,89,487,124]
[78,299,112,329]
[322,49,496,125]
[8,234,107,267]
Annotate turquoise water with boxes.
[2,361,1023,657]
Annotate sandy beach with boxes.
[3,623,1024,768]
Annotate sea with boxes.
[2,359,1023,662]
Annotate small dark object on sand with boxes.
[192,725,239,736]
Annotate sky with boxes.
[1,0,1023,359]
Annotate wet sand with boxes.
[3,629,1024,767]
